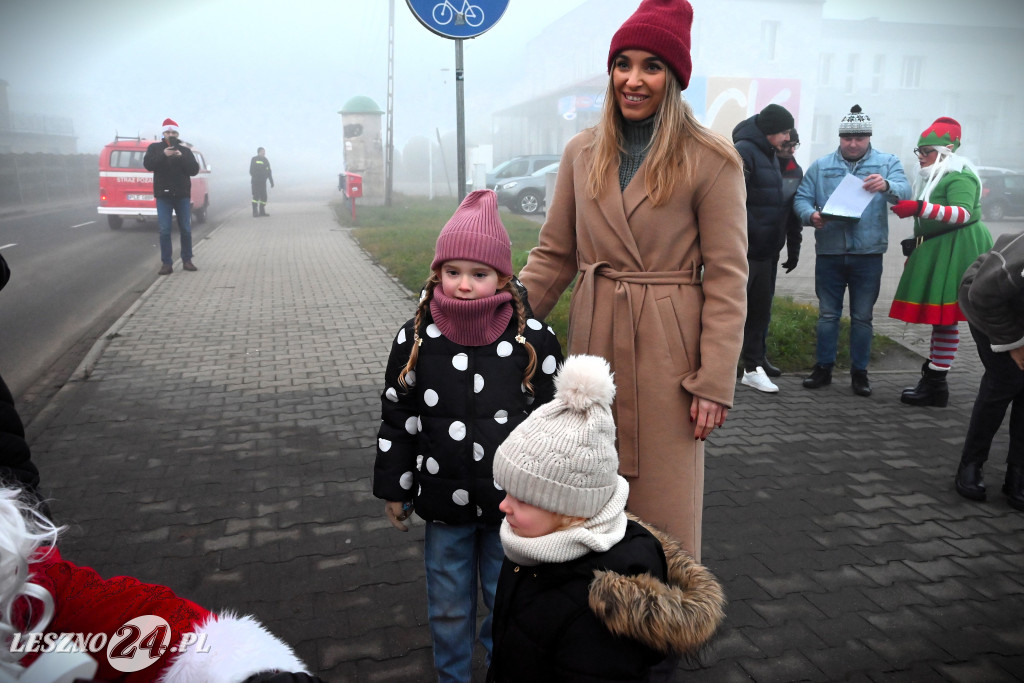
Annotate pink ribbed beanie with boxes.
[430,189,513,277]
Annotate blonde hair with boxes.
[398,271,538,393]
[586,66,741,206]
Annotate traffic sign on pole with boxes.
[406,0,509,40]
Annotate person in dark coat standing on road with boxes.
[250,147,274,217]
[373,189,563,683]
[487,355,725,683]
[143,118,200,274]
[733,103,794,393]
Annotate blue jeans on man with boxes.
[424,521,503,683]
[156,196,192,265]
[813,254,883,371]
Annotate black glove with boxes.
[781,258,798,273]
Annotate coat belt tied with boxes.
[574,261,702,477]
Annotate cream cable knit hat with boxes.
[494,355,619,518]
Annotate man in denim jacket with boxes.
[794,105,910,397]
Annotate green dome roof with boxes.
[339,96,384,114]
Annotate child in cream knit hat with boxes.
[487,355,726,682]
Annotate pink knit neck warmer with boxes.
[429,289,514,347]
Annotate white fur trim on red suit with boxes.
[157,612,306,683]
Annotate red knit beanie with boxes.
[607,0,694,89]
[431,189,513,276]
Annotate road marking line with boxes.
[0,243,15,250]
[71,221,96,228]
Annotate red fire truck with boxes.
[97,135,211,230]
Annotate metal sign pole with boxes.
[455,39,466,203]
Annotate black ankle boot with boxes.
[802,364,832,389]
[901,361,949,407]
[1004,465,1024,511]
[955,461,986,501]
[851,369,871,397]
[760,357,781,378]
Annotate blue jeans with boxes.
[424,521,503,683]
[814,254,883,372]
[156,196,193,265]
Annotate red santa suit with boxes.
[11,548,307,683]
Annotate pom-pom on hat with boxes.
[430,189,513,277]
[161,118,180,134]
[918,117,961,152]
[838,105,872,136]
[494,355,621,518]
[755,104,795,136]
[608,0,694,89]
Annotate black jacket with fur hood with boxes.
[487,517,725,682]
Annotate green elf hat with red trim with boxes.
[917,117,961,151]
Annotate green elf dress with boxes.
[889,166,993,325]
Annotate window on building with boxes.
[901,56,924,88]
[845,54,858,95]
[872,55,885,94]
[818,54,833,87]
[761,21,779,61]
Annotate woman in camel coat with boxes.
[517,0,747,559]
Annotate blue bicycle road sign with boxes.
[406,0,509,39]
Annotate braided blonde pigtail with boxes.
[398,274,440,391]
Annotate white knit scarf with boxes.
[499,477,630,566]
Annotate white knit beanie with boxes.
[494,355,619,518]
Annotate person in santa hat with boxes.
[889,117,994,409]
[143,119,200,276]
[0,487,322,683]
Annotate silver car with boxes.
[495,162,559,215]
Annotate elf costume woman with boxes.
[889,117,994,407]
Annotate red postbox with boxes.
[343,172,362,223]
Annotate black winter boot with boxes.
[901,361,949,407]
[252,203,259,217]
[259,204,269,217]
[955,461,986,501]
[851,369,872,397]
[802,364,832,389]
[1004,464,1024,511]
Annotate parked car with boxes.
[98,134,211,230]
[486,154,560,190]
[977,167,1024,221]
[495,162,559,215]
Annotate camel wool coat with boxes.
[518,129,748,558]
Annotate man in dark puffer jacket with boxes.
[733,103,795,393]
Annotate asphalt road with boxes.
[0,180,250,423]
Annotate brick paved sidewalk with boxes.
[27,194,1024,682]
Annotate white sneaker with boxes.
[742,366,779,393]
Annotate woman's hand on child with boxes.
[386,501,413,531]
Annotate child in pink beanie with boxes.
[373,189,563,681]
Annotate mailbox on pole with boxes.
[406,0,509,202]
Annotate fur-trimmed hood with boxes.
[587,515,726,655]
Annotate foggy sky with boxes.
[2,0,1022,187]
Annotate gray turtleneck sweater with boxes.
[619,116,655,191]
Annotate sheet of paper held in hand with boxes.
[821,172,874,221]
